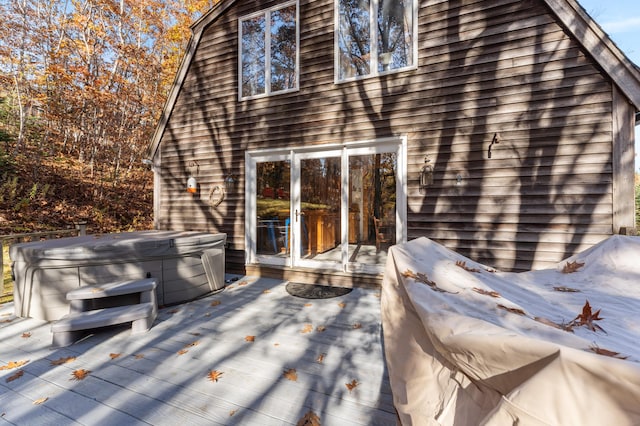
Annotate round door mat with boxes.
[285,282,352,299]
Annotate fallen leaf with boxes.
[208,370,223,382]
[189,332,202,336]
[177,349,188,355]
[562,260,585,273]
[238,281,248,286]
[455,260,480,273]
[304,303,313,307]
[497,304,526,316]
[352,323,362,329]
[70,369,90,381]
[337,302,346,309]
[227,285,235,290]
[346,379,359,392]
[283,368,297,381]
[134,354,145,359]
[274,342,280,347]
[553,286,581,293]
[210,300,221,307]
[184,340,200,348]
[316,353,326,364]
[245,335,255,342]
[50,356,75,366]
[316,325,326,332]
[1,360,29,370]
[589,344,627,359]
[6,370,24,383]
[296,410,321,426]
[473,288,501,298]
[401,269,456,293]
[262,289,270,294]
[301,324,313,334]
[21,332,31,338]
[33,397,48,405]
[109,353,121,360]
[0,318,13,323]
[229,409,237,417]
[534,317,564,330]
[91,287,104,293]
[570,300,605,332]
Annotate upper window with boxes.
[239,2,299,99]
[336,0,417,82]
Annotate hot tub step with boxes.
[51,303,156,347]
[67,278,157,313]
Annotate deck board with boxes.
[0,276,396,425]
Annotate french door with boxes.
[246,137,406,273]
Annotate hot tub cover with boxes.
[381,236,640,425]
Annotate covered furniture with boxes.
[381,236,640,425]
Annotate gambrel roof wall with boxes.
[147,0,640,160]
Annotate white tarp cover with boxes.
[381,236,640,425]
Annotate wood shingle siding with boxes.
[151,0,639,277]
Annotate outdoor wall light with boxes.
[187,176,198,194]
[420,156,434,192]
[224,174,236,192]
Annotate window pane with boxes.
[378,0,413,72]
[271,5,297,93]
[241,16,266,97]
[301,157,341,261]
[256,161,291,256]
[338,0,371,80]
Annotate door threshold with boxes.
[244,264,383,289]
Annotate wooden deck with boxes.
[0,276,396,425]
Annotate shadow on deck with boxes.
[0,276,396,425]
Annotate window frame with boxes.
[334,0,418,83]
[238,0,300,101]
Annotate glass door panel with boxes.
[296,156,342,267]
[348,152,396,271]
[255,160,290,261]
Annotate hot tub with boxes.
[10,230,226,321]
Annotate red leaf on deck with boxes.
[208,370,224,382]
[283,368,298,381]
[6,370,24,383]
[210,300,221,307]
[346,379,359,392]
[245,335,255,342]
[296,410,321,426]
[1,360,29,370]
[109,353,121,360]
[50,356,75,366]
[301,324,313,334]
[70,369,90,381]
[21,332,31,338]
[33,397,48,405]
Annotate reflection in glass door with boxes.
[296,156,342,268]
[347,152,396,272]
[255,160,291,263]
